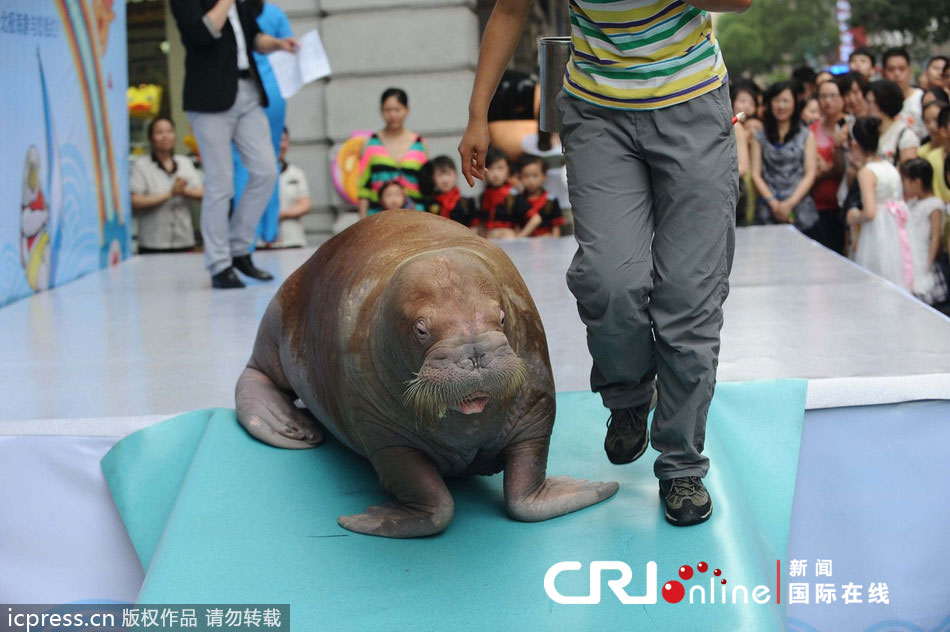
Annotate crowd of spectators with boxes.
[731,47,950,313]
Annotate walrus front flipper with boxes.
[338,445,454,538]
[503,437,619,522]
[236,365,324,450]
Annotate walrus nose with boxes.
[459,349,485,370]
[449,332,509,371]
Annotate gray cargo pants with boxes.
[557,84,738,481]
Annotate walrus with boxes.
[235,210,618,538]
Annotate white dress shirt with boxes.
[227,4,250,70]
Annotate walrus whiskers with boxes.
[403,357,529,428]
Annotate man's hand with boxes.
[460,0,533,187]
[459,116,491,187]
[257,33,298,54]
[277,36,299,52]
[204,0,235,34]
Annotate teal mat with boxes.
[102,379,806,631]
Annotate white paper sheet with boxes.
[268,29,331,99]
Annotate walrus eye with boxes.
[500,310,506,326]
[414,319,429,341]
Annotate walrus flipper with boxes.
[338,445,454,538]
[236,365,324,450]
[503,437,619,522]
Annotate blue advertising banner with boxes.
[0,0,129,307]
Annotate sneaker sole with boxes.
[664,504,712,526]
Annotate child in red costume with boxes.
[515,154,564,238]
[479,147,528,238]
[424,155,478,230]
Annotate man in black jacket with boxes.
[170,0,297,289]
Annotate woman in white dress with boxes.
[846,117,914,292]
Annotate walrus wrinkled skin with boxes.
[236,210,618,538]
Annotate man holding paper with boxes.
[170,0,298,289]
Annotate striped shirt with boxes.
[564,0,728,110]
[358,133,428,214]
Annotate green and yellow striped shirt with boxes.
[564,0,728,110]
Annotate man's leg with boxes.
[640,84,737,523]
[230,80,278,259]
[558,92,657,414]
[188,108,239,275]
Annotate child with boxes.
[515,155,564,238]
[424,155,478,230]
[521,127,570,213]
[479,147,528,239]
[901,158,949,307]
[378,180,409,212]
[846,117,914,292]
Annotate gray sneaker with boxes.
[659,476,713,526]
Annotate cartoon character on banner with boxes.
[21,146,51,292]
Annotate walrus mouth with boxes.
[453,392,490,415]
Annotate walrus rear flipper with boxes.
[236,365,324,450]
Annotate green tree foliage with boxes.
[716,0,839,77]
[850,0,950,45]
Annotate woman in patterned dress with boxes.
[751,81,819,235]
[357,88,428,218]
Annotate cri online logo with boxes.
[545,560,782,605]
